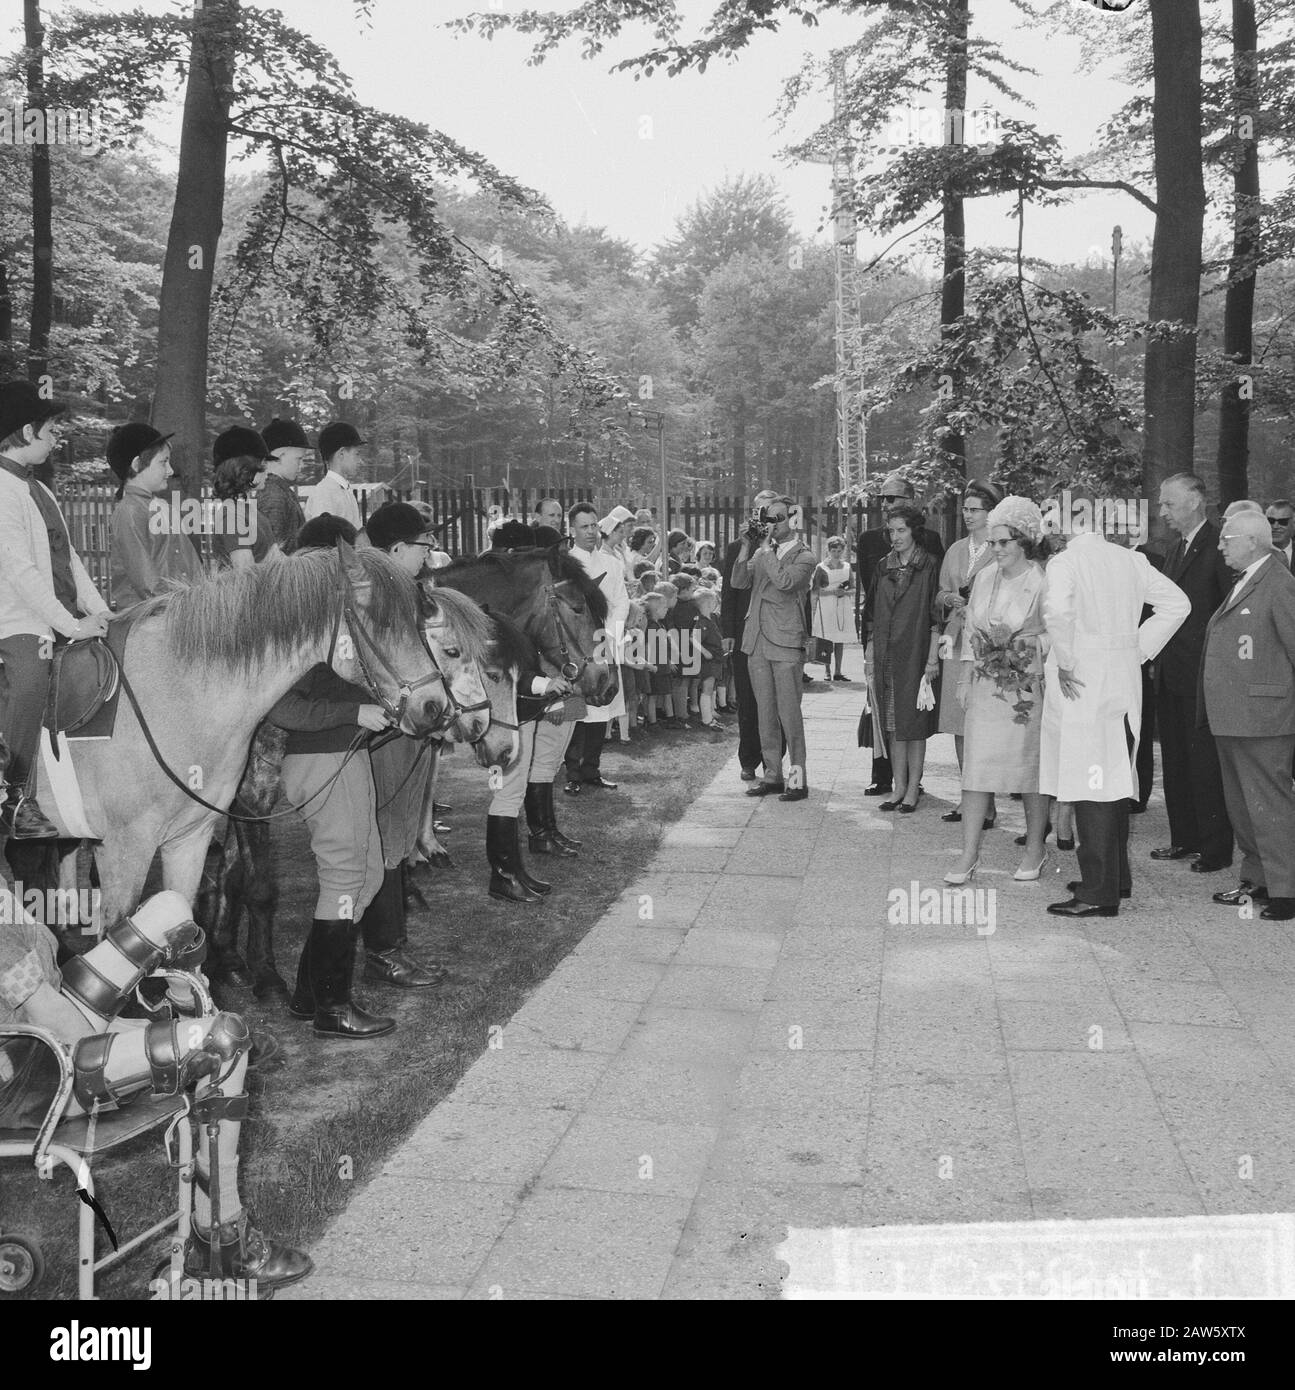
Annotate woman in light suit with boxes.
[945,497,1051,883]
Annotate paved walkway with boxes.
[284,647,1295,1299]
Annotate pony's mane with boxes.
[420,584,492,667]
[147,548,419,672]
[485,610,537,676]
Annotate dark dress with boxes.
[865,547,941,741]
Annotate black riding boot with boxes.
[360,868,442,987]
[288,930,315,1019]
[309,919,395,1038]
[524,783,570,857]
[487,815,541,903]
[512,814,551,895]
[541,782,581,853]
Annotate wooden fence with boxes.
[59,482,956,604]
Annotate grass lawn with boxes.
[2,718,740,1299]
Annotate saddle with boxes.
[43,613,135,744]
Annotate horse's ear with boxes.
[336,537,366,584]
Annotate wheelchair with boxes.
[0,967,217,1299]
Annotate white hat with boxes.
[599,505,634,535]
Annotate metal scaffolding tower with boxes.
[816,55,867,498]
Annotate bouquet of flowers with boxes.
[968,623,1041,725]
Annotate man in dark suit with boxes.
[854,472,945,795]
[1202,509,1295,921]
[721,489,779,782]
[1265,500,1294,570]
[1150,474,1235,871]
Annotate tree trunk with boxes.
[153,0,238,498]
[0,263,15,374]
[1144,0,1205,505]
[1215,0,1259,506]
[25,0,53,383]
[937,0,969,479]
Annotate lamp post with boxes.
[632,406,668,572]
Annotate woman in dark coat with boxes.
[864,501,942,811]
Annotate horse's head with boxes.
[431,547,617,704]
[331,544,452,736]
[415,583,493,747]
[549,561,618,707]
[470,614,531,772]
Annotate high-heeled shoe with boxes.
[1013,852,1050,882]
[898,790,923,813]
[1016,821,1051,847]
[944,860,979,885]
[879,791,907,811]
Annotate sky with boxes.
[25,0,1161,272]
[284,0,1158,267]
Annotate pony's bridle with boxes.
[327,561,450,733]
[418,616,493,732]
[535,588,593,684]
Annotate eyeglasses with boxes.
[1219,535,1243,543]
[1268,517,1293,526]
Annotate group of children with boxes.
[614,555,730,739]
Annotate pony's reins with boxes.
[111,551,464,825]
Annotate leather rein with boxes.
[114,554,478,825]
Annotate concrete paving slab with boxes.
[288,642,1295,1300]
[499,993,644,1053]
[539,1113,719,1199]
[649,963,771,1013]
[451,1048,612,1112]
[584,1053,742,1125]
[469,1188,693,1299]
[382,1103,573,1184]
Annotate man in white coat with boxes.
[1040,491,1189,916]
[563,502,628,792]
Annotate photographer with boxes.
[721,489,780,780]
[728,495,816,802]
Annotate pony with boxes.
[412,609,534,866]
[434,547,617,706]
[67,544,450,931]
[200,581,500,997]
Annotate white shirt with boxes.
[774,536,800,561]
[304,469,361,528]
[1181,520,1205,551]
[1228,552,1270,603]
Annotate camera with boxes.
[743,506,775,544]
